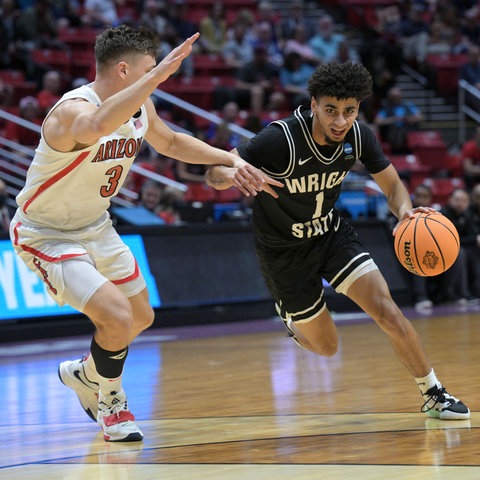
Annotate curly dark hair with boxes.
[307,62,373,101]
[94,25,159,71]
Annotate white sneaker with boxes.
[421,386,470,420]
[58,355,99,422]
[97,390,143,442]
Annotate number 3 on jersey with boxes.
[100,165,124,197]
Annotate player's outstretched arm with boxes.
[206,161,283,199]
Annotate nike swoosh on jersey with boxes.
[298,156,313,165]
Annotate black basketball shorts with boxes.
[255,218,377,323]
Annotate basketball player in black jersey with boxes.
[206,61,469,420]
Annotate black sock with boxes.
[90,337,128,379]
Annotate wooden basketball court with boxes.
[1,305,480,479]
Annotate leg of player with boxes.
[84,282,149,442]
[286,309,339,357]
[345,269,470,420]
[59,282,154,441]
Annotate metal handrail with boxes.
[458,79,480,144]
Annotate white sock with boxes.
[98,375,123,401]
[415,369,441,395]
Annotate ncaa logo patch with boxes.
[344,143,353,155]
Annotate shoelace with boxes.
[421,387,457,412]
[99,399,135,425]
[99,397,128,416]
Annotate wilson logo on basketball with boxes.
[402,241,416,273]
[422,251,439,270]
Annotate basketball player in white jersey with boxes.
[9,25,282,442]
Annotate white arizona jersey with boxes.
[15,84,148,230]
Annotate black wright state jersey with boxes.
[236,106,391,246]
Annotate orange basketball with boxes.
[394,211,460,277]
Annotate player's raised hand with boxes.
[232,160,283,198]
[154,33,200,84]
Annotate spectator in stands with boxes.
[214,42,284,115]
[331,39,361,65]
[282,24,320,65]
[50,0,83,29]
[156,185,184,225]
[0,178,14,234]
[438,188,478,305]
[226,8,256,42]
[425,5,463,57]
[157,23,193,80]
[234,42,283,115]
[0,77,13,107]
[71,76,89,89]
[208,121,235,152]
[459,44,480,89]
[5,95,42,150]
[165,0,198,41]
[176,161,217,203]
[37,70,63,115]
[126,150,177,194]
[253,21,283,67]
[459,124,480,189]
[468,184,480,299]
[81,0,121,28]
[374,85,423,154]
[459,6,480,46]
[280,0,315,42]
[358,27,401,122]
[222,20,254,70]
[175,161,206,185]
[139,0,168,34]
[0,0,20,69]
[198,1,227,56]
[14,0,59,47]
[279,51,314,109]
[137,179,164,214]
[398,3,430,65]
[206,101,243,149]
[14,0,68,79]
[308,15,345,64]
[255,1,283,48]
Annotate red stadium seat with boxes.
[184,182,217,203]
[422,177,466,205]
[215,187,243,203]
[32,49,72,75]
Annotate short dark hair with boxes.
[307,62,373,101]
[95,25,159,71]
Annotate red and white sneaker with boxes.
[58,355,99,422]
[97,390,143,442]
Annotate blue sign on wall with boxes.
[0,235,161,321]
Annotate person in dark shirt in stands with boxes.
[439,188,479,305]
[4,95,42,154]
[468,184,480,299]
[459,44,480,87]
[374,85,423,154]
[459,124,480,189]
